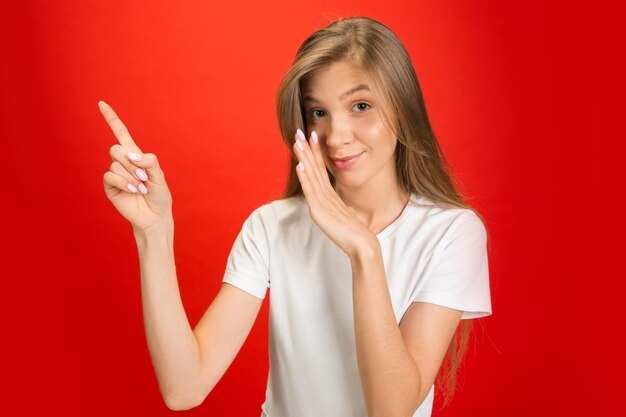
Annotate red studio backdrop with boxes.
[1,1,623,416]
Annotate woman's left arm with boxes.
[351,243,463,417]
[293,129,463,417]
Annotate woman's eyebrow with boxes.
[303,84,371,104]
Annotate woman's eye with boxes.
[310,110,325,119]
[354,102,370,112]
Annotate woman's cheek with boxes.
[358,113,390,142]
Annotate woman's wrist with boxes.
[348,233,381,264]
[133,217,175,242]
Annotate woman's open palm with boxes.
[99,101,173,234]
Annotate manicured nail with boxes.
[136,168,148,181]
[296,140,304,151]
[297,128,306,141]
[128,152,142,161]
[311,131,318,144]
[297,162,304,171]
[127,183,138,193]
[138,183,148,194]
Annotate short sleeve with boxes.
[222,206,271,300]
[413,211,492,319]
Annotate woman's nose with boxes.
[324,120,353,147]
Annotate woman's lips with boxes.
[330,152,364,169]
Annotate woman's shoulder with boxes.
[408,193,485,230]
[246,196,307,223]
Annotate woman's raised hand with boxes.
[292,128,376,258]
[100,101,173,234]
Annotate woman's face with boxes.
[302,60,398,192]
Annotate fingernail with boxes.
[311,131,318,144]
[297,128,306,141]
[296,140,304,151]
[136,168,148,181]
[128,152,143,161]
[297,162,304,171]
[127,183,138,193]
[138,183,148,194]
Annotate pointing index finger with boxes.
[98,101,143,152]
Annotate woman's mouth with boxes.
[329,152,364,169]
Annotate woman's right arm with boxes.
[134,224,263,410]
[99,101,263,410]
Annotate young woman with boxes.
[100,16,491,417]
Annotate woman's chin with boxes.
[332,175,366,191]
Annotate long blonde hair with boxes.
[275,16,490,407]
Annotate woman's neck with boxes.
[335,177,410,236]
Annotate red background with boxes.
[1,1,623,416]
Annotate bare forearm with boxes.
[351,244,421,417]
[134,221,202,409]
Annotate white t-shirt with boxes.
[222,193,492,417]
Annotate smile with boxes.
[329,152,364,169]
